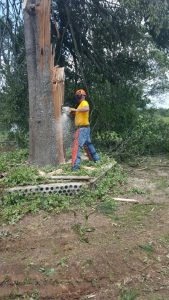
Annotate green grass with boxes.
[58,152,114,176]
[71,223,90,243]
[156,178,169,190]
[0,149,28,173]
[128,187,146,195]
[38,267,56,276]
[97,197,117,215]
[139,243,154,253]
[119,204,160,225]
[161,233,169,244]
[0,131,8,142]
[156,114,169,125]
[0,192,72,224]
[0,149,126,224]
[120,289,138,300]
[0,149,116,188]
[3,165,46,187]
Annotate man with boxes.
[70,89,100,171]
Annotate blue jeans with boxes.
[72,127,100,170]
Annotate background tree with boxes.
[0,0,169,150]
[0,0,28,141]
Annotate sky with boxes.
[149,92,169,109]
[145,71,169,109]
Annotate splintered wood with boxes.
[52,67,65,164]
[22,0,28,10]
[36,0,51,72]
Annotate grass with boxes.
[164,234,169,243]
[0,149,28,173]
[160,233,169,245]
[58,152,114,176]
[119,204,159,225]
[38,267,56,277]
[0,149,126,224]
[120,289,138,300]
[71,223,90,243]
[156,114,169,125]
[3,165,46,187]
[156,178,169,190]
[0,149,115,188]
[139,243,154,253]
[0,131,8,142]
[97,197,117,215]
[128,187,146,195]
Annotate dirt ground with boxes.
[0,156,169,300]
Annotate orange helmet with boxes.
[75,89,87,96]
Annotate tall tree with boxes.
[23,0,65,166]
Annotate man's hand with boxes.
[69,107,76,113]
[69,107,76,115]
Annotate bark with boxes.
[23,0,65,166]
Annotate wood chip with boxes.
[48,169,63,176]
[83,166,96,171]
[38,170,46,176]
[87,294,96,299]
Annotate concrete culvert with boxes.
[5,182,86,196]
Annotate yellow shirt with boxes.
[75,100,89,127]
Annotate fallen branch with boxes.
[90,162,116,187]
[48,175,92,181]
[136,167,148,171]
[113,197,139,203]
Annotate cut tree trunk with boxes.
[23,0,65,166]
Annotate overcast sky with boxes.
[149,92,169,109]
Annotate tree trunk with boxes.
[23,0,65,166]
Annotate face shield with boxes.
[74,94,82,104]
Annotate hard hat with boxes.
[75,89,87,96]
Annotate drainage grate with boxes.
[6,182,86,196]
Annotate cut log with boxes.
[113,198,139,203]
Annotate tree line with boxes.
[0,0,169,148]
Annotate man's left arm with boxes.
[69,106,89,113]
[76,106,89,112]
